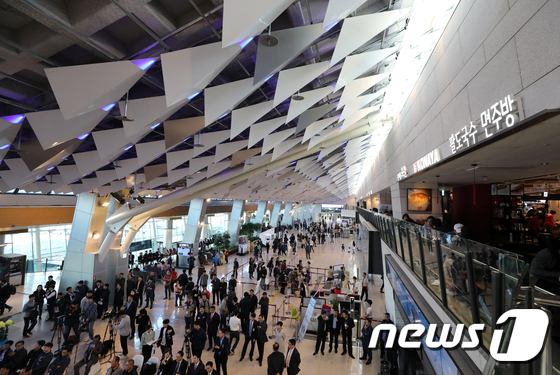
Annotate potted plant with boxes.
[0,320,13,345]
[332,297,340,313]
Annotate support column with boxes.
[183,198,208,253]
[60,193,126,296]
[228,200,245,245]
[164,219,173,249]
[255,200,268,224]
[32,228,41,272]
[270,202,282,227]
[282,203,292,225]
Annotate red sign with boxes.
[93,275,96,281]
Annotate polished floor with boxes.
[5,228,387,375]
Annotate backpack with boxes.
[141,363,157,375]
[101,340,114,356]
[9,285,15,295]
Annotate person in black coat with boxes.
[158,319,175,356]
[239,314,257,362]
[238,293,251,326]
[328,310,341,353]
[196,307,209,332]
[248,290,258,314]
[116,274,126,290]
[124,295,138,339]
[207,306,220,350]
[359,318,373,365]
[341,311,355,359]
[313,310,328,355]
[113,284,124,313]
[189,323,206,358]
[52,293,66,330]
[126,275,136,299]
[172,351,188,375]
[136,276,145,307]
[186,355,204,375]
[285,339,300,375]
[266,343,284,375]
[219,278,227,301]
[136,308,151,339]
[159,351,175,375]
[213,330,229,375]
[255,315,268,366]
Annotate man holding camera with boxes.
[111,310,131,357]
[158,319,175,356]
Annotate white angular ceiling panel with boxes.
[308,128,337,150]
[330,9,409,67]
[204,78,265,126]
[45,59,150,120]
[334,47,398,92]
[189,156,214,175]
[271,136,302,161]
[302,117,338,142]
[253,24,326,84]
[337,73,388,109]
[273,61,330,107]
[339,91,385,121]
[136,140,166,167]
[222,0,293,48]
[230,101,274,140]
[161,42,241,107]
[26,108,108,150]
[248,116,287,148]
[166,149,191,172]
[286,86,333,123]
[192,130,230,158]
[214,140,249,163]
[207,161,230,178]
[340,106,379,132]
[262,128,295,155]
[323,0,368,26]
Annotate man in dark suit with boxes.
[172,351,188,375]
[190,322,207,358]
[328,310,341,353]
[249,290,258,314]
[113,284,124,314]
[158,319,175,356]
[116,273,126,290]
[136,276,145,307]
[239,313,257,362]
[186,355,204,375]
[126,275,135,298]
[124,295,137,340]
[359,318,373,365]
[213,330,229,375]
[313,310,328,356]
[266,343,284,375]
[285,339,300,375]
[256,314,268,366]
[238,293,251,326]
[207,306,221,351]
[341,310,355,359]
[196,306,209,332]
[204,362,217,375]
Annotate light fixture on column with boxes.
[193,132,204,148]
[260,25,278,47]
[115,91,134,121]
[245,157,253,166]
[319,142,326,149]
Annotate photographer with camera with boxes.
[63,300,81,343]
[74,335,102,375]
[110,310,130,357]
[51,293,66,332]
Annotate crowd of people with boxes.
[0,217,388,375]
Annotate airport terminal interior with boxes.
[0,0,557,374]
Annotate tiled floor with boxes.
[4,229,387,375]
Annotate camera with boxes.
[103,310,118,322]
[184,328,192,342]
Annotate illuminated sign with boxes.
[413,149,440,173]
[397,166,408,181]
[449,95,525,154]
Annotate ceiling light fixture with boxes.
[292,90,305,101]
[260,25,278,47]
[115,91,134,121]
[193,132,205,148]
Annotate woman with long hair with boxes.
[33,284,46,320]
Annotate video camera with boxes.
[103,310,119,323]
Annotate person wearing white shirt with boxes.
[111,311,131,357]
[273,322,286,354]
[361,272,369,301]
[351,277,359,295]
[359,300,373,320]
[228,313,241,354]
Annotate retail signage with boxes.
[397,166,408,181]
[369,309,548,362]
[413,149,440,173]
[449,94,525,154]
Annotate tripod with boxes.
[100,322,120,364]
[51,317,64,354]
[183,337,192,365]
